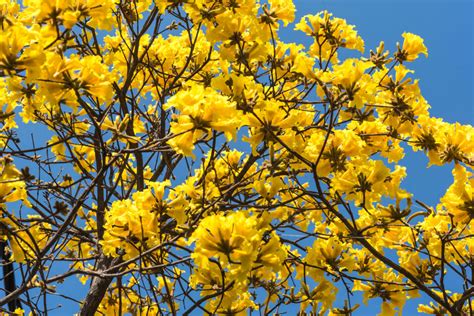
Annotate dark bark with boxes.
[0,241,22,311]
[79,256,118,316]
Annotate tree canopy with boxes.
[0,0,473,315]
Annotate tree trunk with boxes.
[79,256,117,316]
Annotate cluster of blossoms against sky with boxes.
[0,0,473,315]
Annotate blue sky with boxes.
[291,0,473,125]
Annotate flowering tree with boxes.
[0,0,473,315]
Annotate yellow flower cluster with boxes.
[165,84,243,156]
[411,115,474,166]
[189,211,287,313]
[440,164,474,224]
[295,11,365,63]
[0,156,29,206]
[101,181,169,260]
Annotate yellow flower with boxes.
[296,11,364,63]
[61,10,81,29]
[165,83,243,157]
[417,302,447,315]
[400,32,428,61]
[189,211,286,312]
[440,164,474,223]
[267,0,296,26]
